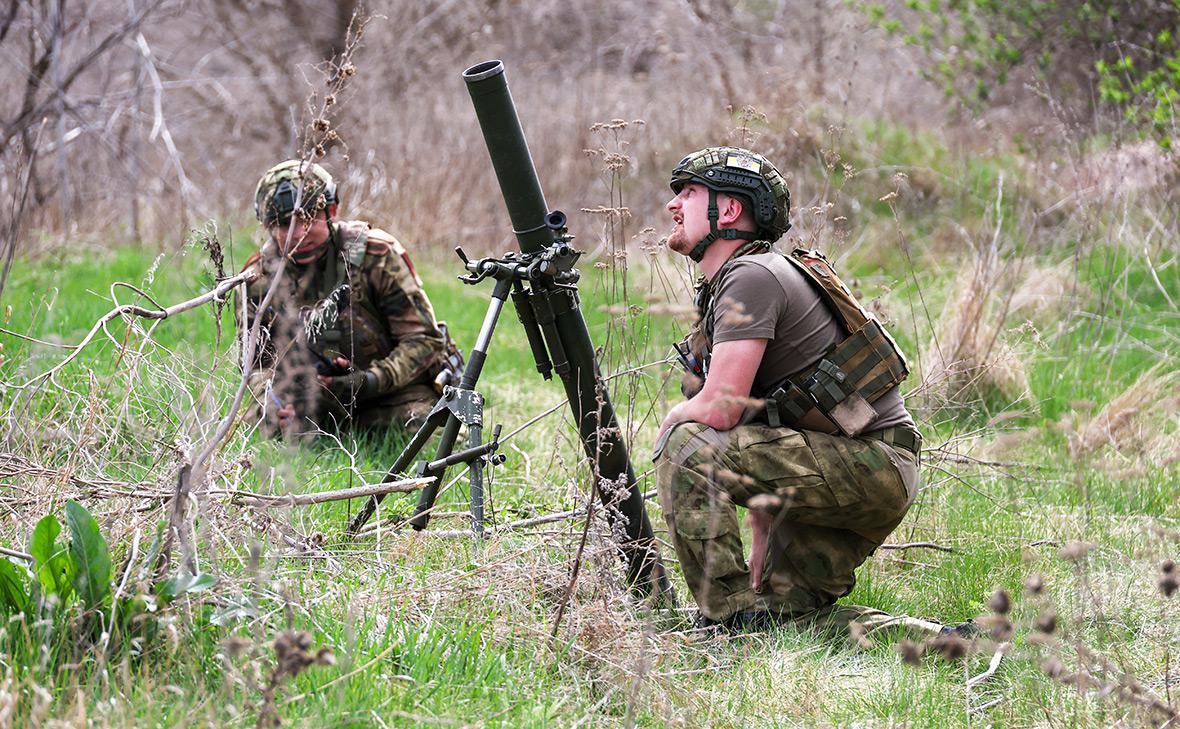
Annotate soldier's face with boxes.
[665,183,712,256]
[268,211,330,256]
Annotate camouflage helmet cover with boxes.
[253,159,339,225]
[670,147,791,242]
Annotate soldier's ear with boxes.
[718,194,744,225]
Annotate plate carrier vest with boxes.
[700,247,910,437]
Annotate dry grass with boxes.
[917,248,1033,409]
[1064,365,1180,473]
[1,0,947,251]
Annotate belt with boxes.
[862,426,922,456]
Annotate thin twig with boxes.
[878,541,955,553]
[16,268,256,389]
[0,546,32,562]
[216,477,432,508]
[966,641,1009,688]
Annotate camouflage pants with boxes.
[655,422,919,622]
[248,368,437,438]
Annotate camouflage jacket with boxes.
[236,220,446,414]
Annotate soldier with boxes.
[238,159,450,437]
[653,147,923,631]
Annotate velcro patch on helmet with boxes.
[726,154,762,174]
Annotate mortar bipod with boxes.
[345,240,571,537]
[412,392,505,538]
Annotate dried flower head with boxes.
[848,621,874,650]
[988,588,1011,615]
[1060,670,1100,690]
[930,633,968,661]
[1036,610,1057,634]
[223,636,252,659]
[1043,657,1065,678]
[979,614,1014,641]
[898,639,923,666]
[1024,573,1045,596]
[1060,541,1096,562]
[273,630,335,681]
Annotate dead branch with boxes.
[878,541,955,553]
[0,122,43,301]
[967,642,1010,688]
[922,448,1041,471]
[0,0,172,157]
[215,477,433,508]
[0,546,32,562]
[382,490,661,539]
[13,268,256,389]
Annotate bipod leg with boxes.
[410,387,494,530]
[345,394,452,535]
[467,421,484,538]
[409,276,512,531]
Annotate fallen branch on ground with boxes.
[878,541,955,553]
[967,641,1010,688]
[218,477,433,507]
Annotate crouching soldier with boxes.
[654,147,923,632]
[237,159,456,438]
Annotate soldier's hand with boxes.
[322,367,378,406]
[268,392,296,422]
[316,356,352,385]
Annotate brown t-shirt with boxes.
[709,252,914,431]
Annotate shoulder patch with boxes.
[364,227,399,256]
[366,238,392,256]
[241,250,262,272]
[366,227,421,284]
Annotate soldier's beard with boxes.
[666,224,697,257]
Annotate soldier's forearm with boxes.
[365,336,441,393]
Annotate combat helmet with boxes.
[669,147,791,261]
[253,159,339,226]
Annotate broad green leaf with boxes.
[65,501,112,611]
[28,515,72,598]
[0,559,30,614]
[28,515,60,566]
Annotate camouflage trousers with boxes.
[655,422,919,622]
[247,368,437,438]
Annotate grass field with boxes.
[0,122,1177,727]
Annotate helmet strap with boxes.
[687,187,756,262]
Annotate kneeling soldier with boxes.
[654,147,921,630]
[238,159,451,437]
